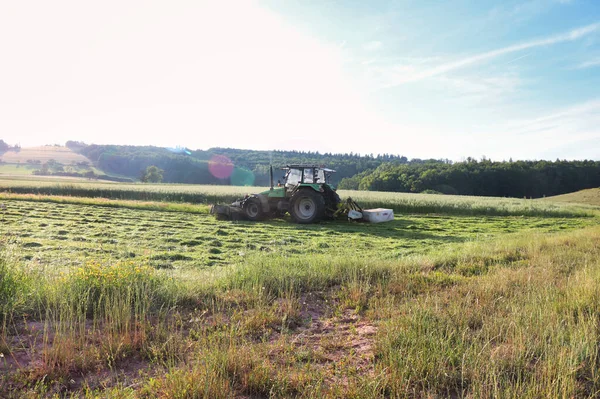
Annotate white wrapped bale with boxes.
[361,208,394,223]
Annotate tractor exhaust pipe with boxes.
[269,165,274,190]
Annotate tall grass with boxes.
[0,242,30,329]
[342,190,598,218]
[2,258,180,385]
[193,228,600,398]
[4,223,600,397]
[0,178,260,204]
[376,232,600,398]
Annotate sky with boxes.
[1,0,599,161]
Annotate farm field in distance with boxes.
[1,179,600,398]
[0,146,91,164]
[542,187,600,207]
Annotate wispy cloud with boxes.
[506,99,600,153]
[478,98,600,160]
[376,22,599,87]
[434,73,523,103]
[488,0,576,25]
[507,99,600,135]
[363,41,383,52]
[574,57,600,69]
[502,52,532,65]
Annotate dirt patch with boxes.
[0,319,159,395]
[280,291,377,384]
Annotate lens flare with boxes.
[208,155,234,179]
[231,167,255,186]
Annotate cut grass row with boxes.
[0,192,209,214]
[1,178,596,217]
[3,226,600,397]
[2,197,594,274]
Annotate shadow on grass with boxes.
[232,217,469,245]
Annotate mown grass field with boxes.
[1,197,593,271]
[1,183,600,398]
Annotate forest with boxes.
[66,142,413,186]
[338,158,600,198]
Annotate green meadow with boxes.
[1,182,600,398]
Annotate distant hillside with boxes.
[0,145,90,164]
[69,142,415,185]
[541,188,600,206]
[0,143,132,181]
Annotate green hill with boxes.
[541,188,600,206]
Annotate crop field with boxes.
[542,188,600,207]
[1,186,600,397]
[0,164,42,176]
[0,146,91,164]
[0,177,594,217]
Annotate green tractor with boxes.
[213,165,341,224]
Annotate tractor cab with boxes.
[283,165,335,188]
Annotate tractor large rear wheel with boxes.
[290,189,325,224]
[325,189,341,219]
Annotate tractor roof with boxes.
[282,164,336,173]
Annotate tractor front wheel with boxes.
[290,189,325,224]
[243,197,263,221]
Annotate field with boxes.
[0,177,594,217]
[542,188,600,206]
[1,182,600,397]
[0,146,91,164]
[0,146,101,181]
[0,164,43,176]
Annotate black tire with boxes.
[290,189,325,224]
[322,185,341,219]
[330,190,341,208]
[326,190,342,219]
[243,197,263,221]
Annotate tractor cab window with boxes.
[316,169,325,183]
[303,168,314,183]
[286,169,302,186]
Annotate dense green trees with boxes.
[72,144,412,185]
[0,139,19,154]
[65,142,600,198]
[338,159,600,198]
[140,165,164,183]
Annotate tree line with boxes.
[5,140,597,198]
[67,142,416,185]
[338,158,600,198]
[0,139,19,153]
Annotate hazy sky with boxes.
[1,0,599,160]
